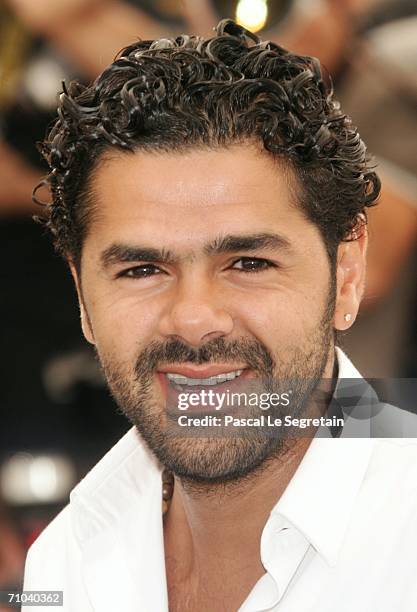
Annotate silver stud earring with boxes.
[344,313,352,322]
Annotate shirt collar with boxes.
[70,429,167,612]
[269,348,375,567]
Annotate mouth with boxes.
[165,368,244,389]
[156,365,251,399]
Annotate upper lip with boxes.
[158,364,247,378]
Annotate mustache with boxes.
[134,336,275,377]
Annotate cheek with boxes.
[86,289,165,359]
[234,289,325,348]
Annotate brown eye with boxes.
[118,264,162,278]
[232,258,274,273]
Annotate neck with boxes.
[164,437,312,608]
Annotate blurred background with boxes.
[0,0,416,601]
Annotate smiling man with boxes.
[23,19,417,612]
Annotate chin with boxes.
[138,432,282,484]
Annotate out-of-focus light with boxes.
[236,0,268,33]
[28,457,58,501]
[1,452,76,505]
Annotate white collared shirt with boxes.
[23,349,417,611]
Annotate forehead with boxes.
[85,145,319,255]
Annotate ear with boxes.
[68,260,96,345]
[334,226,368,331]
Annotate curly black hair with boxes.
[35,19,380,268]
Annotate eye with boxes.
[231,257,275,273]
[116,264,164,279]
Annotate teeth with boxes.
[166,369,243,386]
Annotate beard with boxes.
[99,286,336,485]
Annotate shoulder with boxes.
[363,438,417,515]
[23,505,75,590]
[23,428,154,585]
[371,438,417,474]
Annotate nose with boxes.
[158,278,234,347]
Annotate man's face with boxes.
[73,145,338,482]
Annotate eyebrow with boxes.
[100,232,293,270]
[100,244,176,269]
[204,233,292,255]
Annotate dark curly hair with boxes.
[35,19,380,269]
